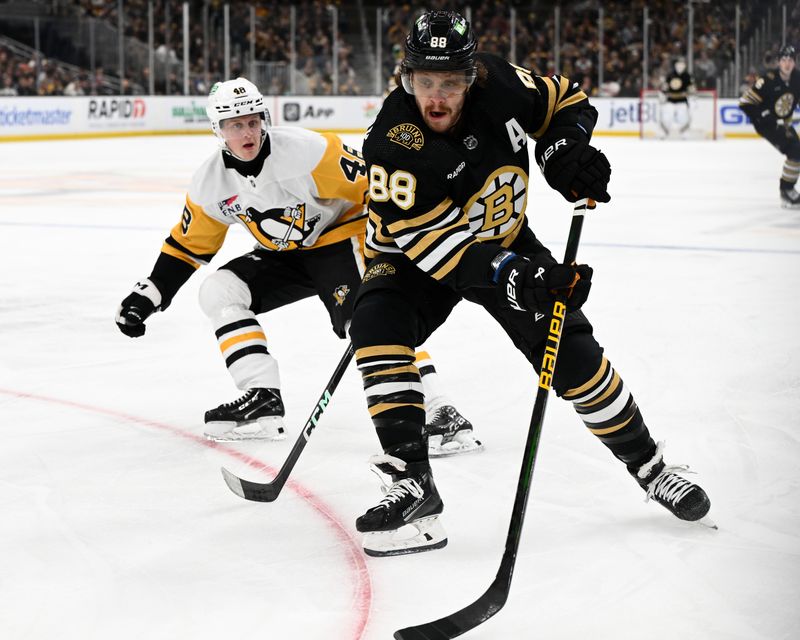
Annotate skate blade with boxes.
[362,516,448,557]
[696,515,718,530]
[204,416,286,442]
[428,435,484,458]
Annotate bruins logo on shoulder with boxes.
[387,123,424,151]
[363,262,397,282]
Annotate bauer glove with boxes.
[535,135,611,203]
[115,278,162,338]
[493,252,592,313]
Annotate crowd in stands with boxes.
[0,0,796,99]
[70,0,362,95]
[376,0,785,99]
[0,43,123,96]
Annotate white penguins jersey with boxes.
[160,126,368,269]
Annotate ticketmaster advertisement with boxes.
[0,96,210,140]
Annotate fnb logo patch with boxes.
[217,195,241,217]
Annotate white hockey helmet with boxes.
[206,77,271,147]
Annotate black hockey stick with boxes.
[220,342,355,502]
[393,198,594,640]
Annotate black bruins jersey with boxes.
[740,68,800,125]
[362,52,597,289]
[662,71,694,103]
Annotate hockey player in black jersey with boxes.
[740,45,800,208]
[348,10,713,557]
[659,58,695,137]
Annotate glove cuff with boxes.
[134,278,163,309]
[490,250,517,283]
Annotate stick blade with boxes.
[393,580,508,639]
[220,467,281,502]
[220,467,247,498]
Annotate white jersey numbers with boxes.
[369,165,417,210]
[505,117,527,153]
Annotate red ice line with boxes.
[0,387,372,640]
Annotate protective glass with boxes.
[220,115,263,140]
[403,69,476,98]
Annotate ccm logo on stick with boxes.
[302,391,332,440]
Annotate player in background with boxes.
[115,77,481,455]
[348,11,713,557]
[659,57,695,138]
[739,45,800,209]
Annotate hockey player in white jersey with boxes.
[115,77,480,455]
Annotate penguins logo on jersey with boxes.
[237,203,321,251]
[363,262,397,282]
[332,285,350,306]
[464,166,528,240]
[387,123,425,151]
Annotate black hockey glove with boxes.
[755,111,779,134]
[115,279,162,338]
[536,136,611,203]
[493,252,592,313]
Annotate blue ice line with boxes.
[0,220,798,255]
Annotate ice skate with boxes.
[356,455,447,557]
[632,441,715,528]
[425,404,483,457]
[780,187,800,209]
[203,388,286,442]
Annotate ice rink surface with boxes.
[1,131,798,640]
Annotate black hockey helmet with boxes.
[400,11,477,94]
[779,44,796,59]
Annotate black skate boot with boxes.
[425,405,483,457]
[203,388,286,442]
[631,441,714,527]
[780,187,800,209]
[356,455,447,557]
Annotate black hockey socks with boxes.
[356,345,428,465]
